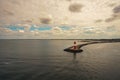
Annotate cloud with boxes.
[0,0,120,39]
[105,14,120,22]
[69,3,83,13]
[0,8,14,17]
[105,5,120,23]
[113,5,120,13]
[106,26,116,32]
[10,0,21,5]
[105,17,115,22]
[66,0,72,2]
[22,19,33,24]
[3,9,14,16]
[52,27,63,34]
[40,18,52,24]
[1,24,120,39]
[95,19,103,23]
[18,30,24,33]
[82,27,98,34]
[108,3,116,7]
[0,0,119,26]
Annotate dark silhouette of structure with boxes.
[64,41,83,60]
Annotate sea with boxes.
[0,39,120,80]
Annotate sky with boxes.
[0,0,120,39]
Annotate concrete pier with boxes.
[64,46,83,53]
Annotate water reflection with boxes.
[73,50,83,60]
[73,53,77,60]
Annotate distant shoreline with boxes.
[0,39,120,41]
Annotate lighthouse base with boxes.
[64,47,83,53]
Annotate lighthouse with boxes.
[73,41,77,50]
[64,41,83,53]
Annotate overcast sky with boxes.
[0,0,120,39]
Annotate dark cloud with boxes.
[105,14,120,22]
[69,3,83,13]
[2,9,15,16]
[0,9,14,16]
[113,5,120,13]
[112,14,120,18]
[108,3,116,7]
[10,0,20,5]
[40,18,51,24]
[105,5,120,23]
[22,20,33,23]
[95,19,103,23]
[105,17,115,22]
[66,0,72,2]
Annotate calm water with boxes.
[0,40,120,80]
